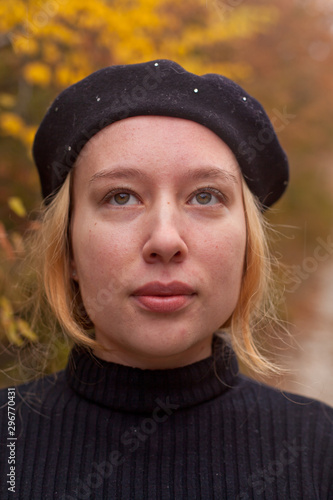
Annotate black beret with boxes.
[33,59,289,208]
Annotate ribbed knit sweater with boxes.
[1,336,332,499]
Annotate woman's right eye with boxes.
[104,190,141,206]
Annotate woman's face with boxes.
[71,116,247,368]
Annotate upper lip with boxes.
[132,281,196,296]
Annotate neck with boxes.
[92,334,214,369]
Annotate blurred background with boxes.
[0,0,332,404]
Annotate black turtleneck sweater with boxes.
[0,337,332,499]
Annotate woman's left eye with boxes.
[189,188,225,206]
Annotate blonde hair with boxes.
[26,172,283,375]
[225,179,282,375]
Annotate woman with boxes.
[0,59,332,499]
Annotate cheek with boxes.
[206,227,246,289]
[71,219,137,297]
[73,219,122,259]
[72,221,112,280]
[195,225,246,327]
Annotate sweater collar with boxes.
[65,335,239,414]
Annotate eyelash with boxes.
[102,186,228,206]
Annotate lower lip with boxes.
[133,295,194,313]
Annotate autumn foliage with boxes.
[0,0,333,383]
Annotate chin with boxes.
[144,329,214,366]
[97,327,213,369]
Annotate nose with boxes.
[142,201,188,264]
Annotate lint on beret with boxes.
[32,59,289,208]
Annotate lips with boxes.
[132,281,196,313]
[132,281,196,296]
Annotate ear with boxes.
[70,260,78,281]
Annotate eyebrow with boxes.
[90,167,147,183]
[185,167,239,184]
[89,166,239,184]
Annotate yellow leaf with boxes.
[0,296,13,317]
[16,318,38,342]
[21,125,37,149]
[0,297,23,345]
[8,197,27,218]
[0,112,24,136]
[17,37,39,56]
[23,61,52,87]
[55,64,88,87]
[43,43,61,64]
[0,94,16,109]
[5,322,24,346]
[0,297,36,345]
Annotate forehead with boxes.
[74,115,242,182]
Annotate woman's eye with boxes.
[106,191,140,206]
[189,189,225,206]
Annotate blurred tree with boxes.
[233,0,333,227]
[231,0,333,318]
